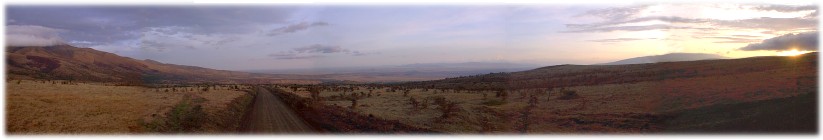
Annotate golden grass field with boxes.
[6,80,251,134]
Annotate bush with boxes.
[556,90,580,100]
[409,97,420,111]
[434,97,460,119]
[142,95,207,133]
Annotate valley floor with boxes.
[6,80,253,134]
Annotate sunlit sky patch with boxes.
[5,3,818,70]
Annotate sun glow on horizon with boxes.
[776,49,811,56]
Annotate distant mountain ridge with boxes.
[247,62,540,82]
[6,45,321,84]
[601,53,729,65]
[399,52,816,90]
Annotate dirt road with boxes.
[240,87,314,133]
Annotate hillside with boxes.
[404,53,816,91]
[601,53,729,65]
[377,53,817,133]
[6,45,322,84]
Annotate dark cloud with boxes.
[7,6,296,44]
[587,37,658,43]
[6,25,66,46]
[740,31,818,51]
[267,22,329,36]
[752,5,817,12]
[268,44,376,60]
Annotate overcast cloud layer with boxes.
[6,3,818,70]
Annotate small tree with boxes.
[350,98,358,110]
[408,97,420,112]
[528,96,538,107]
[420,98,429,109]
[434,97,460,119]
[308,87,321,101]
[500,90,509,100]
[516,106,533,133]
[557,90,580,100]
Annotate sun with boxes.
[776,49,808,56]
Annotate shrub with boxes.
[142,95,207,133]
[408,97,420,112]
[556,90,580,100]
[434,97,460,119]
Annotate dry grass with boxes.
[303,65,816,133]
[6,80,250,134]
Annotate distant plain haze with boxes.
[5,3,818,71]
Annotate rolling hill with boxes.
[601,53,729,65]
[393,52,817,132]
[404,53,815,91]
[6,45,323,84]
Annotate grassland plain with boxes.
[6,80,252,134]
[280,55,817,133]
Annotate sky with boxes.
[5,3,819,71]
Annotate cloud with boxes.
[267,53,323,60]
[711,17,817,31]
[566,17,814,33]
[566,16,709,30]
[135,26,239,52]
[350,51,380,56]
[267,22,329,36]
[703,36,762,44]
[752,5,817,12]
[268,44,377,59]
[564,24,711,33]
[587,38,658,43]
[6,25,66,46]
[732,34,762,38]
[565,4,818,33]
[575,5,650,21]
[293,44,347,53]
[7,6,296,44]
[739,31,818,51]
